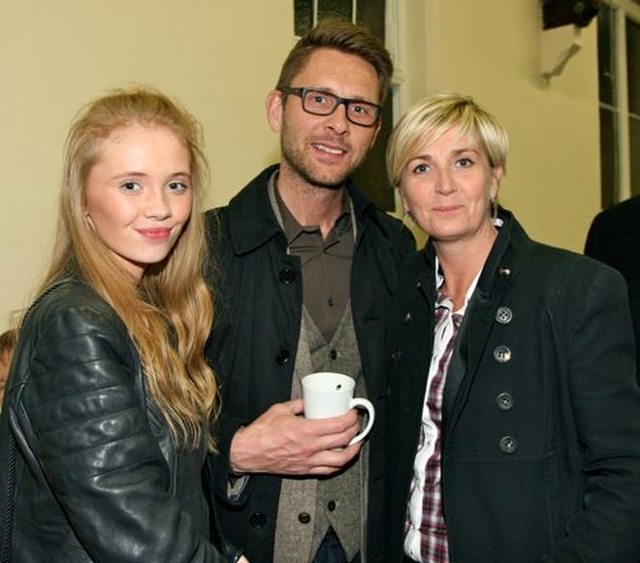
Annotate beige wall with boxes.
[395,0,600,253]
[0,1,293,330]
[0,0,602,330]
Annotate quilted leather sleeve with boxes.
[7,284,225,562]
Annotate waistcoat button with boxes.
[327,500,336,511]
[298,512,311,524]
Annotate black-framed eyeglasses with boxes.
[279,86,382,127]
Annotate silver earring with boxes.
[490,197,503,227]
[401,208,413,229]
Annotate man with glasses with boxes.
[277,87,383,128]
[204,18,414,563]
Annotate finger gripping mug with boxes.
[301,372,375,446]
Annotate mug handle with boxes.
[347,398,375,445]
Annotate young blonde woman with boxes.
[0,87,244,562]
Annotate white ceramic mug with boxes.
[301,372,375,445]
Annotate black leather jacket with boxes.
[0,280,226,562]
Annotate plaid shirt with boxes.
[404,275,475,562]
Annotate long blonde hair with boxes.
[38,85,218,450]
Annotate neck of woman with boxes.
[434,226,498,310]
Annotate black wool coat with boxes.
[204,165,415,563]
[585,194,640,384]
[385,210,640,562]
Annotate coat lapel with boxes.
[442,212,524,432]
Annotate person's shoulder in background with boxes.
[584,195,640,264]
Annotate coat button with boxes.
[403,311,412,324]
[496,391,514,410]
[298,512,311,524]
[499,267,511,279]
[495,307,513,324]
[249,512,267,528]
[493,345,512,363]
[329,349,338,360]
[499,435,518,454]
[327,500,336,512]
[390,348,402,363]
[279,267,297,284]
[275,348,289,365]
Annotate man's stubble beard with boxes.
[279,126,367,191]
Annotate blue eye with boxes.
[121,182,140,192]
[412,163,430,174]
[168,181,188,192]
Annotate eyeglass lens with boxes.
[302,90,378,126]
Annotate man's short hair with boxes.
[276,17,394,104]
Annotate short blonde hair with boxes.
[387,92,508,187]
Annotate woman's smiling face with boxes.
[83,123,193,280]
[399,125,502,245]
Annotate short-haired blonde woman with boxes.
[0,87,241,562]
[384,92,640,562]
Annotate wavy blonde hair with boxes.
[37,85,218,450]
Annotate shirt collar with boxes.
[268,170,353,245]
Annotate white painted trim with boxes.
[608,0,640,21]
[600,0,639,201]
[615,7,632,199]
[386,0,406,215]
